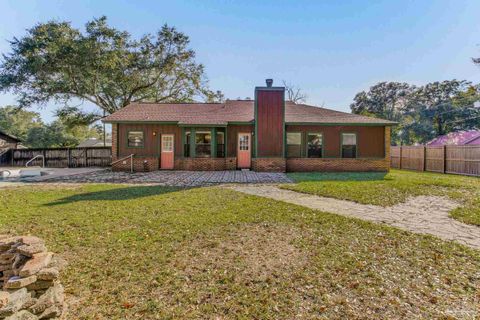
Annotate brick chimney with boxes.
[254,79,285,157]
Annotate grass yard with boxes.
[0,184,479,319]
[284,169,480,226]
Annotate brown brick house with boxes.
[103,80,395,172]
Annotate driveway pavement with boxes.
[228,185,480,250]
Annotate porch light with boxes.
[153,131,157,136]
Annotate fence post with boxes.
[399,146,402,169]
[43,149,47,167]
[67,148,72,168]
[423,145,427,172]
[84,149,88,167]
[443,145,447,174]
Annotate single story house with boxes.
[427,130,480,146]
[103,80,395,172]
[0,130,21,153]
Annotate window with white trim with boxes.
[341,133,357,158]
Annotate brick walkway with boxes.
[40,169,292,186]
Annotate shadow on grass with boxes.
[45,185,188,206]
[287,172,388,183]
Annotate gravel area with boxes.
[228,185,480,249]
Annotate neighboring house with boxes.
[0,129,21,152]
[103,80,396,172]
[427,130,480,146]
[78,138,112,148]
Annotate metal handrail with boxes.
[111,154,135,173]
[26,155,45,168]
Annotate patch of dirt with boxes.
[172,223,310,281]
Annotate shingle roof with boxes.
[427,130,480,146]
[103,100,395,125]
[0,129,21,142]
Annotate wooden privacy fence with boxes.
[0,147,112,168]
[391,145,480,177]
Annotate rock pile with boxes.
[0,235,65,320]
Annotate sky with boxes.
[1,0,480,124]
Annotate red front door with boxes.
[160,134,174,170]
[237,133,251,169]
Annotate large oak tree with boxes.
[0,16,223,124]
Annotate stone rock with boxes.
[19,253,52,278]
[2,270,15,281]
[29,283,63,315]
[16,244,46,258]
[22,297,37,310]
[0,237,21,249]
[4,276,37,289]
[18,237,44,247]
[0,253,16,265]
[26,281,54,291]
[0,264,12,272]
[38,305,61,319]
[36,269,58,282]
[4,310,38,320]
[12,255,29,273]
[0,291,9,308]
[0,288,31,317]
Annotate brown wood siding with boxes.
[256,90,284,157]
[227,125,254,157]
[286,125,385,158]
[117,124,183,157]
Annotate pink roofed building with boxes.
[427,130,480,146]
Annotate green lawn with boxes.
[0,184,479,319]
[284,169,480,226]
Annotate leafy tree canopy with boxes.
[0,105,102,148]
[351,80,480,145]
[0,105,42,141]
[350,82,414,121]
[0,16,223,124]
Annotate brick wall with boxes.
[225,157,237,170]
[174,158,238,171]
[251,158,286,172]
[112,157,158,172]
[286,158,389,172]
[111,123,118,160]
